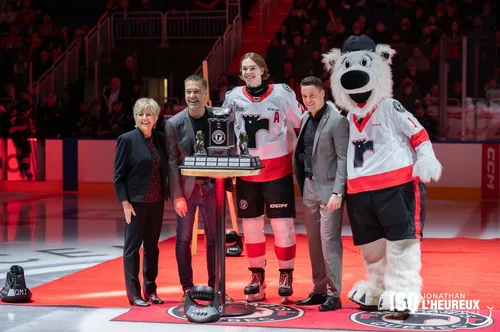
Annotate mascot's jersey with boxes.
[223,84,305,182]
[346,98,430,194]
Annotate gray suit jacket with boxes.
[165,107,213,200]
[293,101,349,204]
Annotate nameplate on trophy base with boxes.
[180,156,263,170]
[208,146,238,157]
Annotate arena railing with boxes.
[108,9,231,44]
[198,37,225,93]
[259,0,270,34]
[29,1,239,103]
[31,38,81,104]
[87,2,239,75]
[111,11,164,43]
[109,1,239,46]
[194,12,242,94]
[85,12,112,78]
[259,0,278,33]
[163,10,227,42]
[29,12,110,104]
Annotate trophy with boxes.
[208,107,237,157]
[180,106,263,170]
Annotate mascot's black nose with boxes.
[341,70,370,90]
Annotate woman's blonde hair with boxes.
[239,52,270,80]
[133,98,161,127]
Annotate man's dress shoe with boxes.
[295,293,328,305]
[144,293,164,304]
[319,296,342,311]
[128,296,150,307]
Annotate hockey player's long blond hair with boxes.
[239,52,270,81]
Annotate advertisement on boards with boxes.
[482,144,500,200]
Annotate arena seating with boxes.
[0,0,498,141]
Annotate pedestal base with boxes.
[221,302,257,317]
[180,164,262,318]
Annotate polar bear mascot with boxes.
[322,34,442,316]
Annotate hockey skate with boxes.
[244,267,266,302]
[278,269,293,304]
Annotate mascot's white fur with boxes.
[322,35,442,314]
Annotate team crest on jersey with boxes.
[393,101,407,113]
[239,199,248,209]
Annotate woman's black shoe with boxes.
[128,296,150,307]
[144,293,164,304]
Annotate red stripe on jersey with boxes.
[245,242,266,258]
[243,84,275,102]
[240,152,293,182]
[352,107,376,133]
[347,165,414,194]
[413,178,422,240]
[274,244,296,261]
[410,129,430,149]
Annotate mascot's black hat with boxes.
[342,34,376,53]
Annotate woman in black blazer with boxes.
[113,98,169,307]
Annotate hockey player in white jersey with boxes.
[323,35,442,318]
[223,52,305,303]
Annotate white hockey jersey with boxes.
[346,98,431,194]
[223,84,305,182]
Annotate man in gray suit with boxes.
[165,74,217,303]
[293,76,349,311]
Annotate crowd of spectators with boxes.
[0,0,93,140]
[0,0,91,93]
[0,0,498,146]
[0,0,238,138]
[259,0,497,138]
[0,0,261,181]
